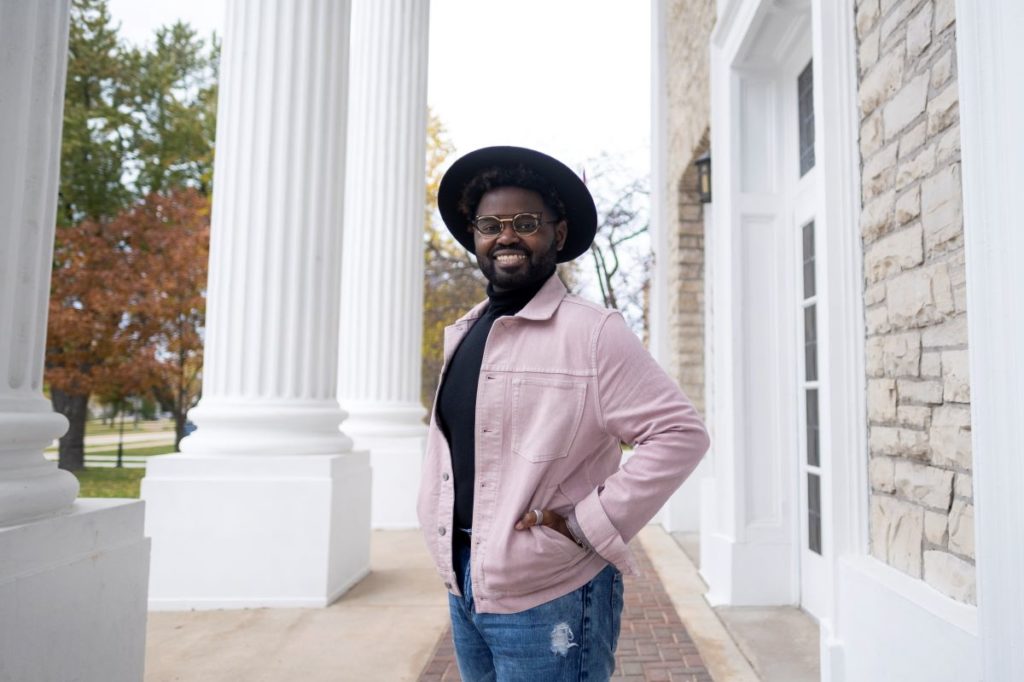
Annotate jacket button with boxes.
[442,472,449,481]
[444,581,452,589]
[438,526,446,536]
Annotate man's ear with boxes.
[555,220,568,250]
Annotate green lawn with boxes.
[73,467,146,498]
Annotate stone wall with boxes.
[663,0,715,414]
[856,0,974,603]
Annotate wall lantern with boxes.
[695,151,712,204]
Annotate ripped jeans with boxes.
[448,541,624,682]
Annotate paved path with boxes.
[417,542,714,682]
[48,430,175,449]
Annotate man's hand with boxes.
[514,508,574,541]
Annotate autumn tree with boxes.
[48,213,161,469]
[421,113,486,409]
[135,191,210,449]
[47,0,217,469]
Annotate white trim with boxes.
[956,0,1024,678]
[810,1,869,677]
[835,555,978,681]
[711,0,749,50]
[649,0,671,370]
[812,0,868,561]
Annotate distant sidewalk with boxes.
[49,430,176,449]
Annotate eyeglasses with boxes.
[471,212,558,237]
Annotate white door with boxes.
[790,56,827,620]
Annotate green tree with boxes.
[59,0,134,225]
[128,22,219,196]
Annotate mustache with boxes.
[489,246,531,257]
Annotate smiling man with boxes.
[418,146,709,681]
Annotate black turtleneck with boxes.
[437,273,550,537]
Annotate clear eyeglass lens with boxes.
[475,217,502,234]
[512,214,540,233]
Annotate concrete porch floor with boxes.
[671,532,820,682]
[145,527,773,681]
[145,530,450,681]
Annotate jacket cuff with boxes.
[565,509,593,551]
[574,490,638,575]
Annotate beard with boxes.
[477,240,558,292]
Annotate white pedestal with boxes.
[142,452,371,609]
[0,499,149,682]
[342,402,426,529]
[364,437,425,529]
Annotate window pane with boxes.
[798,60,815,176]
[806,388,820,467]
[808,472,822,554]
[804,304,818,381]
[802,221,816,299]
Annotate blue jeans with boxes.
[448,542,624,682]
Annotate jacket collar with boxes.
[456,273,566,324]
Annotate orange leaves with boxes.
[46,189,210,405]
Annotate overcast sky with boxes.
[106,0,651,178]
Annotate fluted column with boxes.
[339,0,430,528]
[0,0,79,525]
[181,0,354,456]
[1,4,150,678]
[143,0,371,609]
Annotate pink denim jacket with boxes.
[416,274,709,614]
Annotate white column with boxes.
[339,0,430,528]
[0,2,148,679]
[142,0,371,609]
[648,0,671,372]
[956,1,1024,678]
[0,0,78,526]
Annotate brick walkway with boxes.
[417,543,713,681]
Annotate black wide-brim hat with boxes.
[437,145,597,263]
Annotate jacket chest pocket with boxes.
[510,376,587,463]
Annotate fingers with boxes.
[514,508,552,530]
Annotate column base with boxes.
[365,434,426,529]
[0,498,149,682]
[142,451,371,610]
[698,477,796,606]
[0,406,79,524]
[342,402,427,529]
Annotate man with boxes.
[418,146,709,681]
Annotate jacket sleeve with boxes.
[572,311,710,573]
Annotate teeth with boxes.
[495,253,526,263]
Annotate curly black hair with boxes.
[457,164,567,224]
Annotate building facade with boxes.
[651,0,1024,679]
